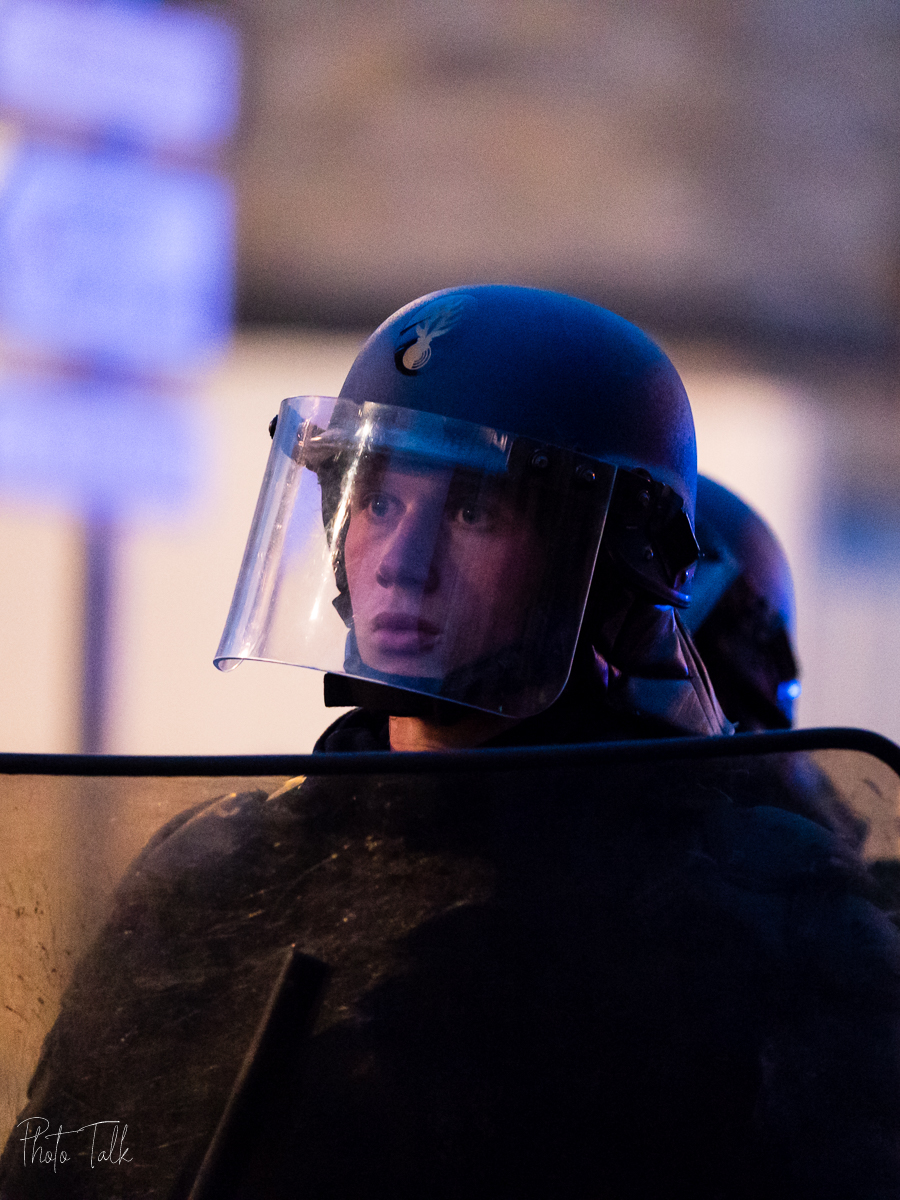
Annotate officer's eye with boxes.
[359,492,397,520]
[457,503,485,526]
[449,500,494,529]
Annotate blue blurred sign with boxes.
[0,0,239,153]
[0,376,203,512]
[0,1,239,752]
[0,144,233,372]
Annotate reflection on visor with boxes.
[302,400,514,476]
[215,396,616,718]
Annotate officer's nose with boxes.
[375,507,442,591]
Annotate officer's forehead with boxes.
[353,455,501,490]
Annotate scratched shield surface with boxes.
[0,741,897,1198]
[0,773,289,1146]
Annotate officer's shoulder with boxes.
[702,802,900,995]
[703,801,862,890]
[120,780,309,889]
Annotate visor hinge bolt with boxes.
[638,490,650,508]
[575,464,597,485]
[530,451,550,471]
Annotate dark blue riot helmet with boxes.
[683,476,800,729]
[331,284,700,606]
[340,289,698,533]
[217,286,729,734]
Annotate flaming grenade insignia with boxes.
[394,295,471,374]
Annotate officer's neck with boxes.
[389,713,523,751]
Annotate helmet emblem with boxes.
[394,295,471,374]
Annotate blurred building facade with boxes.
[1,0,899,752]
[230,0,900,357]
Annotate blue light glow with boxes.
[778,679,802,704]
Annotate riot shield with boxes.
[1,729,899,1199]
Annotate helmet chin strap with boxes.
[584,569,733,737]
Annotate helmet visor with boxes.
[215,396,616,718]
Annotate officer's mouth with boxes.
[369,613,441,654]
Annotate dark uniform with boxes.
[4,749,900,1199]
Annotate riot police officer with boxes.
[685,475,800,732]
[216,285,731,750]
[685,475,871,850]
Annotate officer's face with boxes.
[343,460,541,680]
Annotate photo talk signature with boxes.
[16,1118,132,1172]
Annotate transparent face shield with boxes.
[215,396,617,718]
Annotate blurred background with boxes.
[1,0,899,754]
